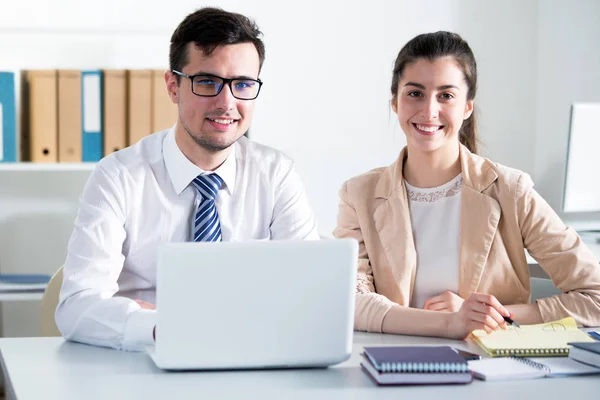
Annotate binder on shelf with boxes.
[151,69,177,132]
[0,72,17,162]
[103,70,127,156]
[127,69,152,146]
[81,70,103,162]
[26,70,58,163]
[57,70,82,162]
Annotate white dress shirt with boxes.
[406,174,462,309]
[56,127,320,351]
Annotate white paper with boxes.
[468,358,546,381]
[563,103,600,212]
[530,356,600,376]
[83,74,101,133]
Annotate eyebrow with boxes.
[404,82,460,91]
[191,71,258,80]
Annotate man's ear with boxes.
[165,71,179,104]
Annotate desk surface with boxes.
[1,333,598,400]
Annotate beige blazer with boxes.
[333,145,600,332]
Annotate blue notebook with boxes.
[361,346,472,385]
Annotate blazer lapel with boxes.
[458,187,501,296]
[373,149,417,304]
[457,145,501,297]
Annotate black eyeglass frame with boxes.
[172,70,263,100]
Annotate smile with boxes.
[207,118,237,125]
[413,123,444,135]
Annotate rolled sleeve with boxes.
[123,309,157,351]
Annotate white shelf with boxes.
[0,291,44,302]
[0,163,96,172]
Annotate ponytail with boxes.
[459,105,478,154]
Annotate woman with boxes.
[333,31,600,339]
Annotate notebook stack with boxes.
[360,346,473,385]
[568,342,600,368]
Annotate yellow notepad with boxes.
[470,317,594,357]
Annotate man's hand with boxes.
[134,299,156,341]
[135,299,156,310]
[423,290,465,312]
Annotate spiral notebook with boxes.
[361,346,472,385]
[468,356,600,381]
[470,317,594,357]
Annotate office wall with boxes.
[455,0,538,174]
[534,0,600,226]
[0,0,598,336]
[1,0,542,235]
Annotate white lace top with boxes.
[405,174,462,309]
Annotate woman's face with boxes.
[392,57,474,155]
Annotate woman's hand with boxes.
[446,293,511,339]
[423,290,465,312]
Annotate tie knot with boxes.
[192,173,223,201]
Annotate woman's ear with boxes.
[463,99,474,119]
[391,97,398,114]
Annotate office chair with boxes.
[40,266,63,337]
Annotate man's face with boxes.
[167,42,260,153]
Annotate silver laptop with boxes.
[147,238,357,370]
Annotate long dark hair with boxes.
[391,31,479,154]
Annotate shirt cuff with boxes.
[122,309,157,351]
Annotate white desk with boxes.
[1,333,598,400]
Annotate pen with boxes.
[503,316,520,328]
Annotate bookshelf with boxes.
[0,0,186,340]
[0,164,92,337]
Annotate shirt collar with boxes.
[163,127,236,196]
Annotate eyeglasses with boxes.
[172,70,263,100]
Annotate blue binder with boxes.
[0,72,17,162]
[81,70,103,162]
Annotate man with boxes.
[56,7,319,351]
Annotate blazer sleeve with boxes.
[518,174,600,326]
[333,181,395,332]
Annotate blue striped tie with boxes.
[191,174,223,242]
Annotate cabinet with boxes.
[0,163,93,336]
